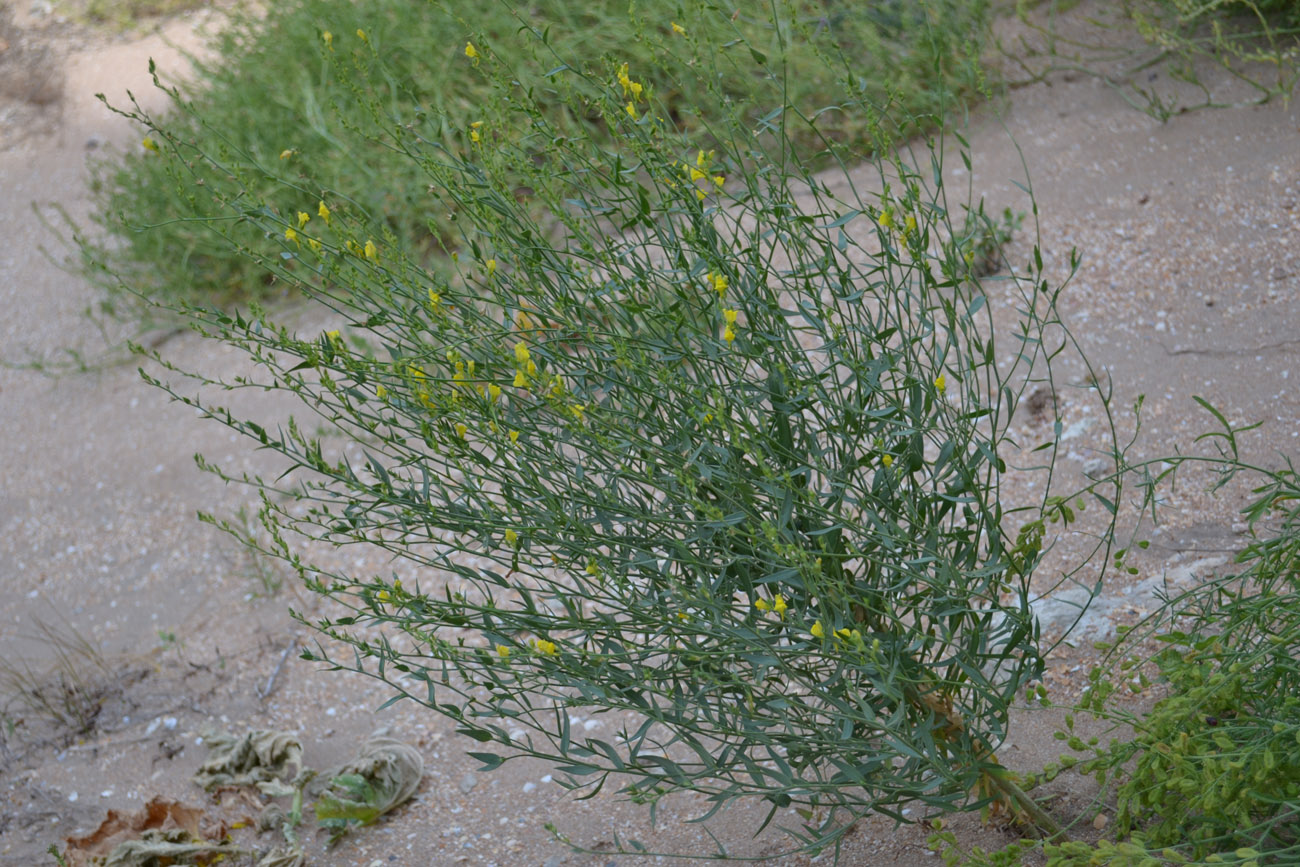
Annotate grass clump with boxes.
[75,0,992,322]
[0,619,124,751]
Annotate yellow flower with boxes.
[465,41,480,64]
[773,594,787,617]
[671,21,686,35]
[504,528,519,546]
[934,373,946,393]
[708,271,728,297]
[625,101,638,120]
[570,404,586,422]
[810,621,825,639]
[455,422,467,438]
[508,429,520,444]
[325,329,341,345]
[723,308,738,324]
[881,454,894,468]
[723,326,735,344]
[496,644,511,658]
[532,638,557,656]
[142,137,159,152]
[356,28,367,43]
[485,258,497,278]
[712,175,725,190]
[616,63,643,101]
[376,384,388,399]
[280,149,296,160]
[513,370,527,388]
[514,341,530,364]
[754,598,769,612]
[284,227,299,245]
[307,238,322,253]
[688,166,707,183]
[322,30,333,49]
[585,561,599,576]
[296,211,310,228]
[364,240,379,262]
[469,120,483,144]
[904,214,917,235]
[696,149,712,169]
[487,384,502,402]
[878,207,894,230]
[428,289,441,309]
[318,200,332,225]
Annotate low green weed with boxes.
[71,0,992,323]
[938,407,1300,865]
[1053,443,1300,865]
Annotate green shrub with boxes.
[116,2,1123,856]
[76,0,991,322]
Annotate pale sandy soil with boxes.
[1,3,1297,865]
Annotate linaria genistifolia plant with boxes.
[114,3,1123,857]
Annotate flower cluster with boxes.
[616,62,645,119]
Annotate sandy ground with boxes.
[1,3,1297,865]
